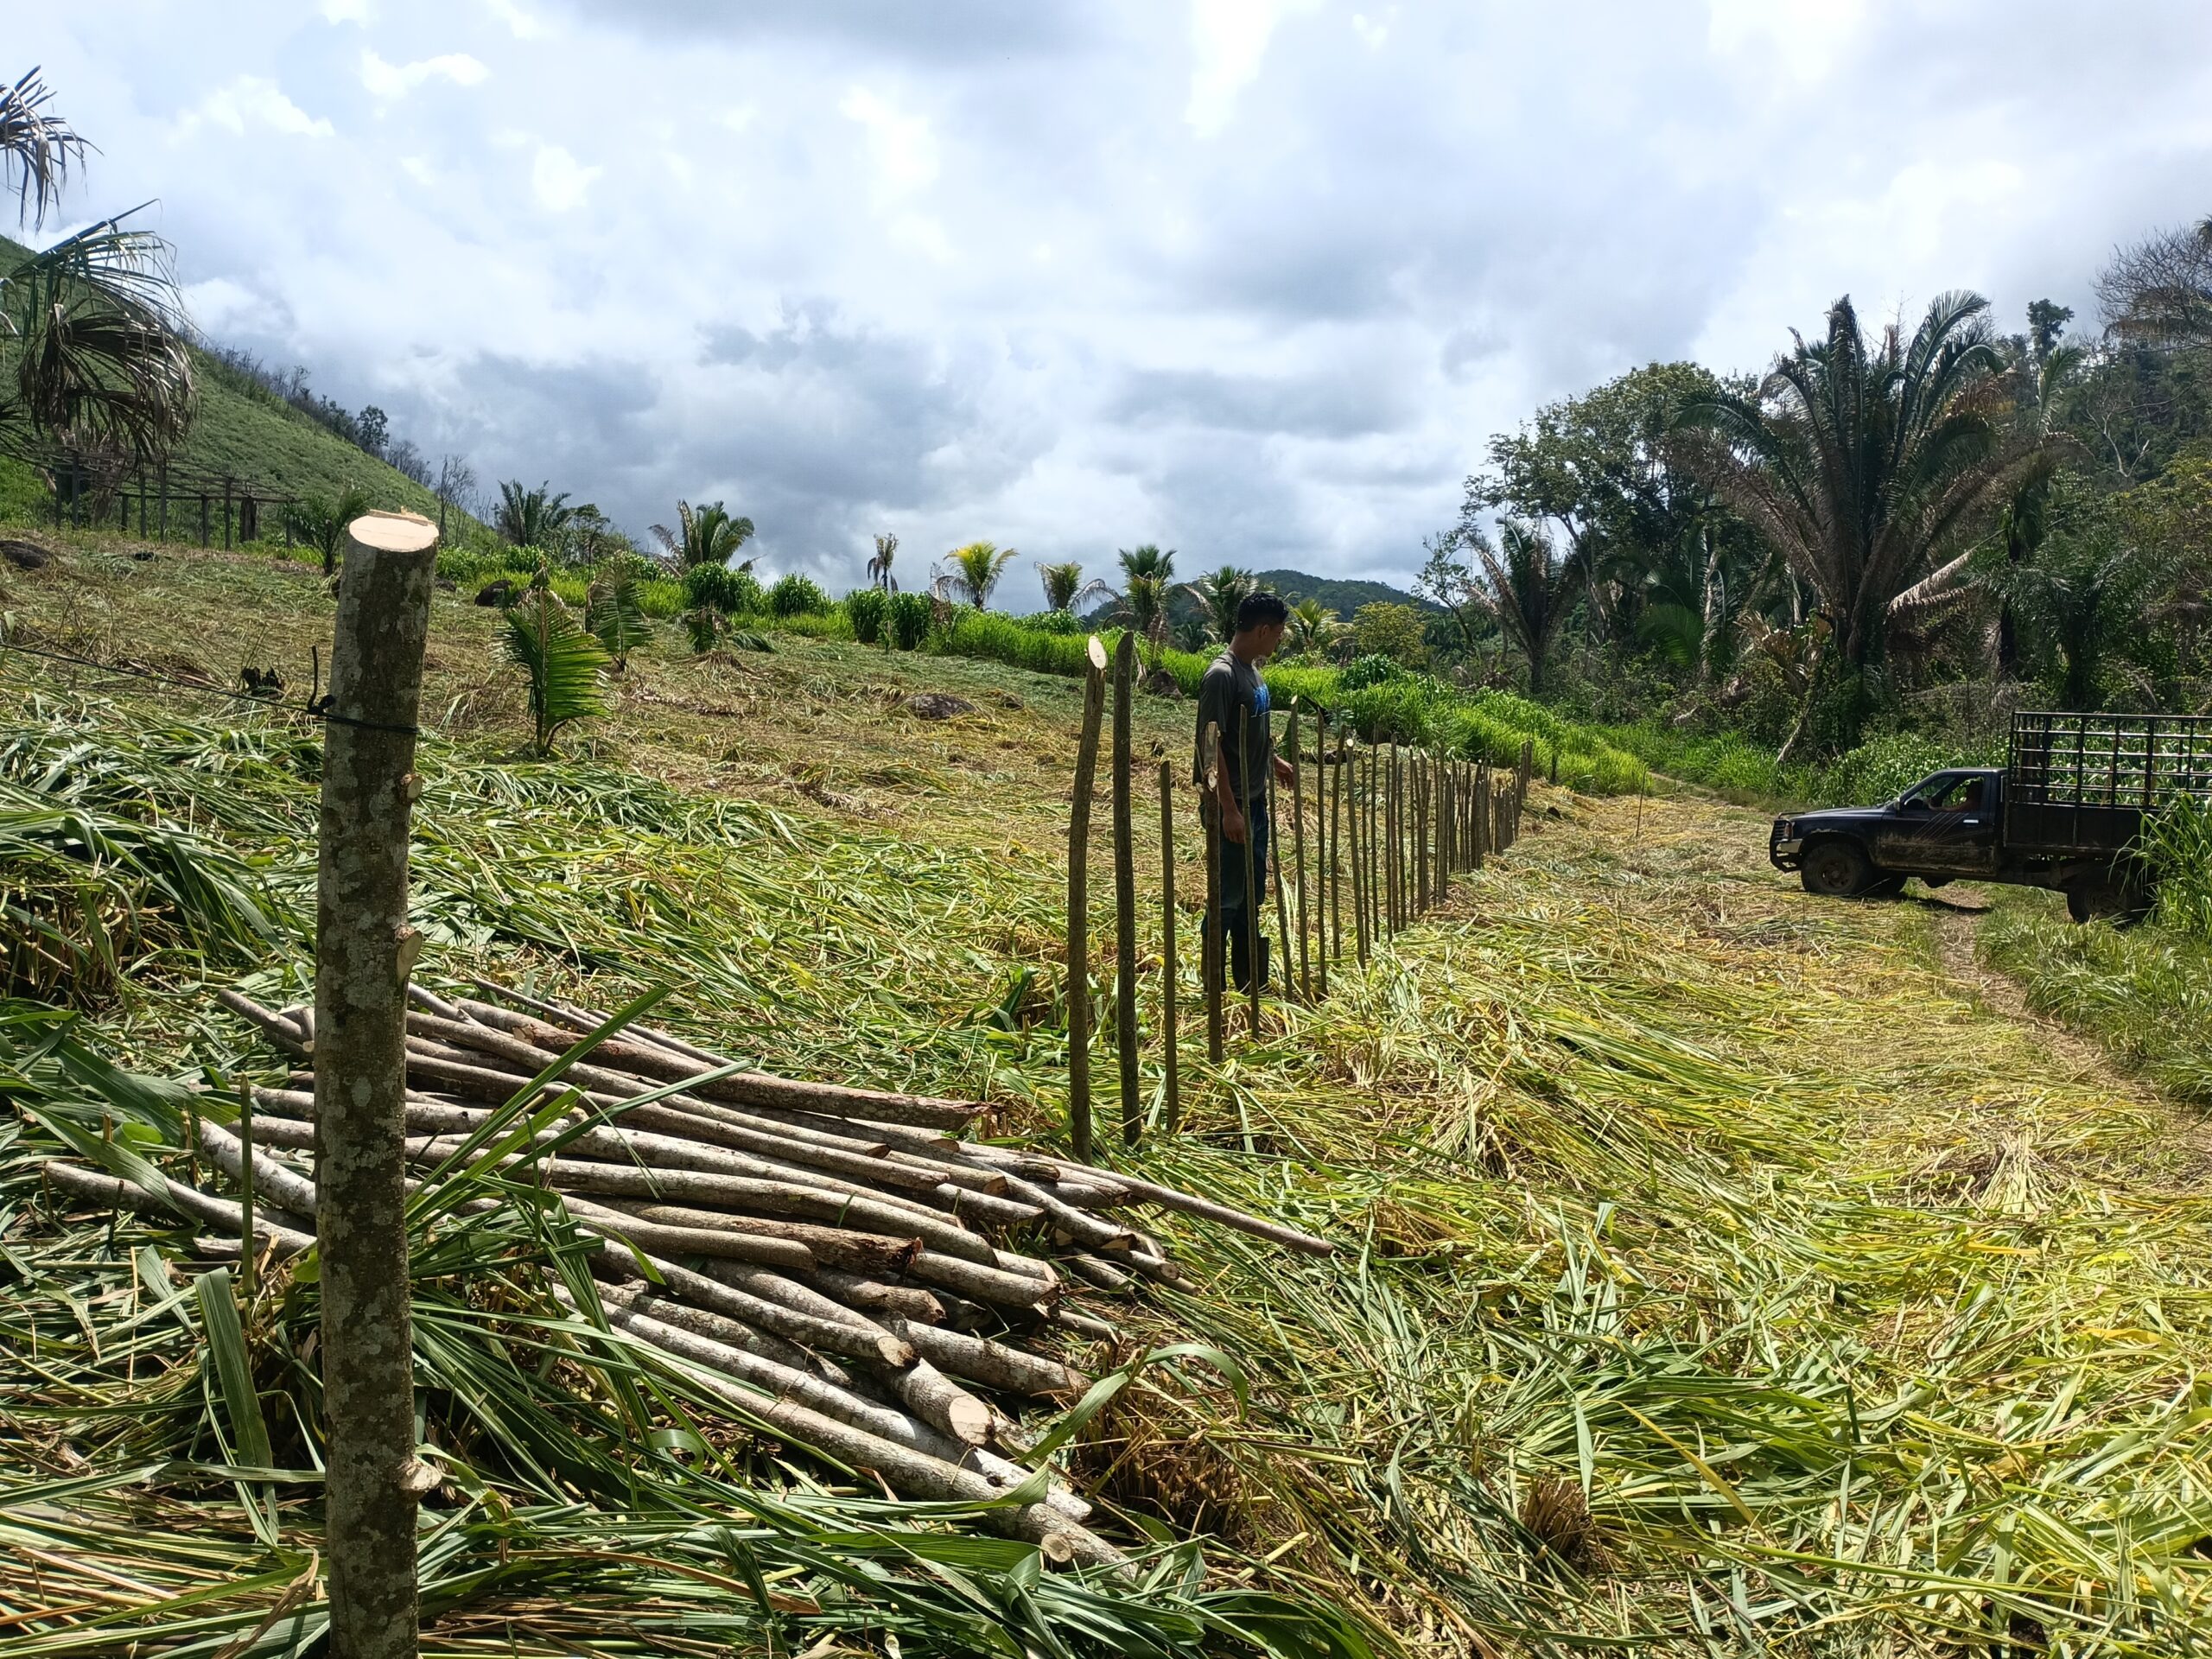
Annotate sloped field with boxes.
[1,539,2207,1655]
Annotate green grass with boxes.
[1980,886,2212,1103]
[4,539,2212,1655]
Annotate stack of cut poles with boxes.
[42,976,1329,1569]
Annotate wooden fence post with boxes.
[1202,721,1224,1064]
[1109,632,1140,1147]
[1237,700,1262,1033]
[1158,759,1179,1135]
[1290,705,1309,1001]
[315,507,439,1659]
[200,493,209,547]
[223,476,234,549]
[1066,636,1109,1164]
[1317,710,1333,995]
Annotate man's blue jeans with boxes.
[1210,791,1270,992]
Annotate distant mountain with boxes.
[1249,568,1433,619]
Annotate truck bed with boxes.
[2006,711,2212,854]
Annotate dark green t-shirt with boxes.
[1193,648,1271,802]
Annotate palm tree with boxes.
[1996,520,2163,711]
[281,484,373,579]
[1036,559,1108,613]
[1184,565,1258,645]
[495,480,575,549]
[505,560,611,753]
[0,69,195,463]
[1468,521,1578,696]
[868,532,899,592]
[935,540,1017,608]
[1675,292,2031,717]
[651,499,755,569]
[1287,596,1347,660]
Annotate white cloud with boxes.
[1707,0,1869,82]
[1351,8,1395,51]
[531,143,601,212]
[48,0,2212,603]
[1185,0,1314,137]
[480,0,543,39]
[839,88,938,189]
[172,76,334,142]
[360,50,489,101]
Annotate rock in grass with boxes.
[475,578,518,607]
[1,538,52,569]
[907,692,976,720]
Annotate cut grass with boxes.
[0,536,2209,1653]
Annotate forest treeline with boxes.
[1401,225,2212,790]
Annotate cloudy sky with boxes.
[19,2,2212,605]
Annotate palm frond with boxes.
[0,67,91,232]
[504,589,611,753]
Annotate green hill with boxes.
[1250,567,1431,617]
[0,233,450,531]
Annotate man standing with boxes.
[1195,591,1295,992]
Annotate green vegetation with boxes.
[1,575,2206,1649]
[918,608,1647,791]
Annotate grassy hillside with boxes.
[0,233,448,525]
[1249,567,1431,615]
[3,537,2209,1654]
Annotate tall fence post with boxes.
[1066,636,1108,1164]
[315,507,439,1659]
[1290,705,1309,1001]
[223,476,235,550]
[1157,759,1179,1136]
[1237,700,1262,1033]
[1202,721,1224,1064]
[1109,632,1141,1147]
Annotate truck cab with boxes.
[1770,768,2004,898]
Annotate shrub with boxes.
[1341,653,1407,692]
[1815,732,1994,807]
[1016,609,1084,636]
[681,564,764,615]
[767,573,831,617]
[887,591,934,651]
[846,587,888,645]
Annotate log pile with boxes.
[44,977,1330,1569]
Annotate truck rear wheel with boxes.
[1800,840,1873,898]
[2066,877,2153,925]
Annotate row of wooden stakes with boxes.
[1060,634,1533,1160]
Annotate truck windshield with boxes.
[1902,774,1986,812]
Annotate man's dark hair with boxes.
[1235,591,1288,632]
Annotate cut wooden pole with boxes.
[1290,707,1309,1001]
[1271,751,1294,1008]
[238,1082,257,1301]
[1318,711,1334,991]
[1348,743,1365,964]
[1109,632,1140,1145]
[1066,636,1109,1164]
[313,507,438,1659]
[1157,759,1179,1136]
[1238,699,1261,1032]
[1201,721,1224,1064]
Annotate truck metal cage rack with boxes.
[2006,711,2212,855]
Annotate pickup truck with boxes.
[1770,711,2212,922]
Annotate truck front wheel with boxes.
[1800,840,1874,898]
